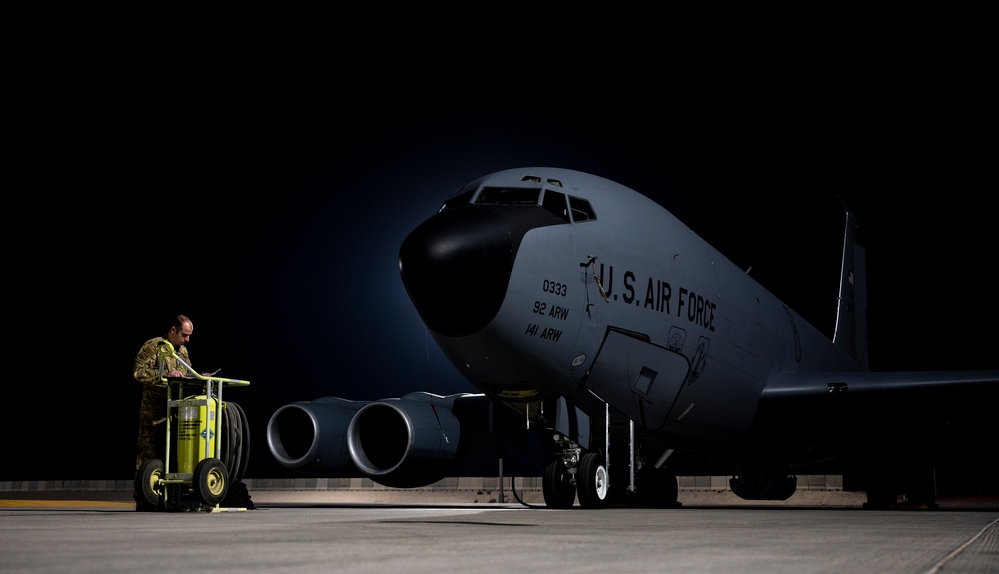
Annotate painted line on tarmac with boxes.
[0,500,134,508]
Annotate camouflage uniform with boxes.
[133,337,192,491]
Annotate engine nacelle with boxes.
[267,392,472,488]
[347,393,463,488]
[266,397,365,474]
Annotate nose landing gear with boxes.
[541,436,609,508]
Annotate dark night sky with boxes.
[7,95,995,481]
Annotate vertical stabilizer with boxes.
[833,209,868,370]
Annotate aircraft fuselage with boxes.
[399,168,862,451]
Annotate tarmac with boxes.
[1,479,996,574]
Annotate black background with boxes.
[6,90,995,482]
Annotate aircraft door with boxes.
[583,329,690,430]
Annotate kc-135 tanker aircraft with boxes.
[267,167,998,509]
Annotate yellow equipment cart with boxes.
[135,340,250,512]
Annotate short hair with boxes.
[171,314,191,331]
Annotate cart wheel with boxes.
[193,458,228,506]
[136,458,165,508]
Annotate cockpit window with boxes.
[541,190,570,223]
[441,184,596,223]
[475,187,541,206]
[568,195,596,222]
[439,188,476,212]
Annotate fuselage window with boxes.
[541,190,570,222]
[568,195,596,222]
[475,187,541,206]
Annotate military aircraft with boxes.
[266,167,998,509]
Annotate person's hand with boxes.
[167,369,183,377]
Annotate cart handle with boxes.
[156,340,250,387]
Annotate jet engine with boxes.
[267,392,471,488]
[267,396,363,473]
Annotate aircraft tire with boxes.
[636,466,679,508]
[193,458,228,507]
[135,458,165,508]
[542,456,576,509]
[576,453,608,509]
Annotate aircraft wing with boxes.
[761,369,999,398]
[754,369,999,456]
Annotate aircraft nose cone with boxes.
[400,208,512,337]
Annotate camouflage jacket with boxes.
[133,336,192,386]
[134,336,193,425]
